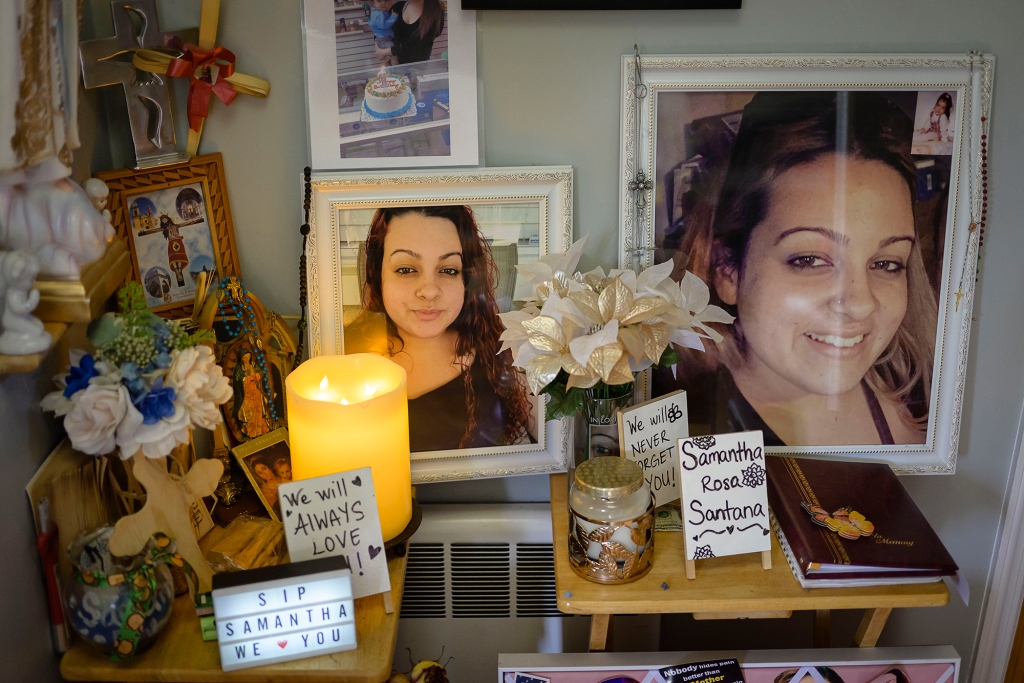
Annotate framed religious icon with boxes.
[196,281,298,446]
[301,0,479,170]
[618,54,994,473]
[232,428,293,521]
[95,153,241,318]
[306,166,573,483]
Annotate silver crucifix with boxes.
[80,0,197,168]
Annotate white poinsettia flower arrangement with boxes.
[498,236,735,421]
[42,283,233,458]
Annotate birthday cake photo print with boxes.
[302,0,478,168]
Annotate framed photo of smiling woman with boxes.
[619,54,994,473]
[305,166,573,483]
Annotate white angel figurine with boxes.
[0,251,51,355]
[83,178,113,225]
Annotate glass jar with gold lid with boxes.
[568,456,654,584]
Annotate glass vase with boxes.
[63,526,175,657]
[569,382,635,494]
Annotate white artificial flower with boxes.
[165,345,232,430]
[63,384,133,456]
[115,401,191,459]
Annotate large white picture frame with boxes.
[301,0,478,170]
[618,54,994,474]
[306,166,573,483]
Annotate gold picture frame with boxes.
[95,153,241,319]
[231,428,292,522]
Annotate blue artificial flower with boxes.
[120,362,147,400]
[64,355,99,397]
[154,351,172,369]
[135,379,177,425]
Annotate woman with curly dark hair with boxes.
[361,205,534,451]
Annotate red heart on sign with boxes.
[277,640,287,648]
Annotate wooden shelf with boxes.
[549,473,949,650]
[60,546,408,682]
[0,322,69,376]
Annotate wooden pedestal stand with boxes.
[108,452,222,593]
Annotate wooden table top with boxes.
[550,473,949,616]
[60,550,407,682]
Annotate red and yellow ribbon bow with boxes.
[165,38,239,133]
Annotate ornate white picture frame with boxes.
[306,166,573,483]
[618,54,994,473]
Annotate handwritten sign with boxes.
[278,467,390,600]
[677,430,770,562]
[617,390,689,508]
[212,555,356,671]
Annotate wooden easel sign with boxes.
[278,467,391,604]
[677,430,771,579]
[617,390,688,508]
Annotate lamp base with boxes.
[384,498,422,550]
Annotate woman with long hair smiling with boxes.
[360,205,533,451]
[675,91,938,446]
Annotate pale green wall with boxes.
[3,0,1024,680]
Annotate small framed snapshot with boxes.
[618,53,994,473]
[232,428,293,521]
[306,166,573,483]
[499,646,960,683]
[301,0,478,170]
[95,153,241,317]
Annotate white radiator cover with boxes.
[394,503,590,681]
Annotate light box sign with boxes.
[211,555,356,671]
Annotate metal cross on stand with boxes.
[80,0,197,168]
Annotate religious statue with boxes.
[0,251,51,354]
[233,349,272,440]
[0,1,115,281]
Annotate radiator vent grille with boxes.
[403,541,559,619]
[402,543,446,618]
[515,543,561,617]
[451,543,510,618]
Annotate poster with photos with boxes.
[125,179,218,309]
[301,0,478,169]
[618,54,993,473]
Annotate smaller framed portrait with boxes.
[95,153,241,318]
[232,428,293,521]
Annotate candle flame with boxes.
[340,398,349,405]
[320,376,329,392]
[364,382,375,398]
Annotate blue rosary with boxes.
[217,277,280,423]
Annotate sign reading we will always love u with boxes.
[278,467,391,600]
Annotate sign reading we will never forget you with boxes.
[677,430,770,561]
[278,467,390,600]
[617,390,688,508]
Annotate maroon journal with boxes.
[766,456,958,580]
